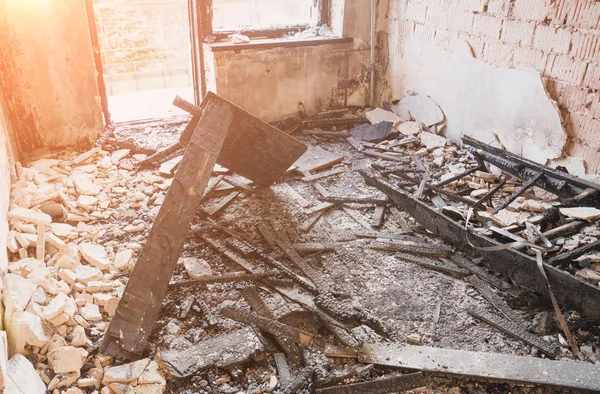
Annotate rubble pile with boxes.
[2,95,600,394]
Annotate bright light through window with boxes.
[212,0,315,31]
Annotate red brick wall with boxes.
[385,0,600,174]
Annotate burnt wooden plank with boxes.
[221,306,313,345]
[360,170,600,322]
[100,99,233,360]
[301,168,344,182]
[360,342,600,391]
[395,253,469,277]
[275,232,329,290]
[362,150,412,163]
[314,373,426,394]
[241,287,303,365]
[372,241,452,257]
[200,92,307,186]
[371,205,386,229]
[294,145,344,173]
[465,275,523,323]
[158,327,265,378]
[467,308,556,356]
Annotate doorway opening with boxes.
[91,0,195,123]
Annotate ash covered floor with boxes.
[4,109,600,394]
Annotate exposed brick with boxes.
[434,29,460,51]
[458,0,487,13]
[501,20,535,46]
[533,25,572,54]
[414,23,436,43]
[545,54,589,85]
[482,41,514,68]
[591,95,600,119]
[570,31,600,62]
[405,1,427,24]
[583,62,600,89]
[389,0,408,19]
[487,0,511,18]
[472,14,503,40]
[565,0,600,29]
[566,142,599,174]
[513,47,549,73]
[568,112,600,148]
[425,6,450,30]
[512,0,553,22]
[447,9,474,33]
[548,81,595,114]
[458,32,485,58]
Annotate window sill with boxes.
[205,36,353,52]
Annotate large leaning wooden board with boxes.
[100,99,234,359]
[200,92,307,186]
[361,342,600,392]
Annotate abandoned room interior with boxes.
[1,0,600,392]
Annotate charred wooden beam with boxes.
[371,241,452,257]
[395,253,469,277]
[280,367,314,394]
[548,239,600,267]
[100,98,233,360]
[467,308,556,356]
[221,306,313,346]
[449,254,517,295]
[433,166,482,187]
[318,196,391,205]
[241,287,303,365]
[493,173,543,214]
[274,353,292,387]
[465,275,523,323]
[169,272,275,289]
[314,372,426,394]
[360,170,600,322]
[360,342,600,391]
[362,150,412,163]
[301,168,344,182]
[303,130,352,138]
[463,136,600,206]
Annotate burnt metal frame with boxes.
[360,170,600,322]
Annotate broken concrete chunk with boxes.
[350,121,394,142]
[394,94,444,127]
[366,108,401,127]
[419,132,447,149]
[80,304,103,322]
[9,310,53,352]
[396,121,423,136]
[560,207,600,221]
[138,361,166,385]
[5,353,47,394]
[48,345,88,374]
[114,249,134,271]
[75,265,103,284]
[79,243,111,270]
[181,257,213,279]
[77,195,98,210]
[8,206,52,225]
[111,149,131,164]
[42,293,69,321]
[102,358,151,385]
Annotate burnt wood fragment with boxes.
[221,306,313,346]
[274,353,292,387]
[395,253,469,277]
[464,136,600,205]
[467,308,556,356]
[280,367,314,394]
[314,372,426,394]
[360,170,600,322]
[465,275,523,323]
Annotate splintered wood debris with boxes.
[3,99,600,394]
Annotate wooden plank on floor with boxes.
[100,99,233,360]
[360,342,600,392]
